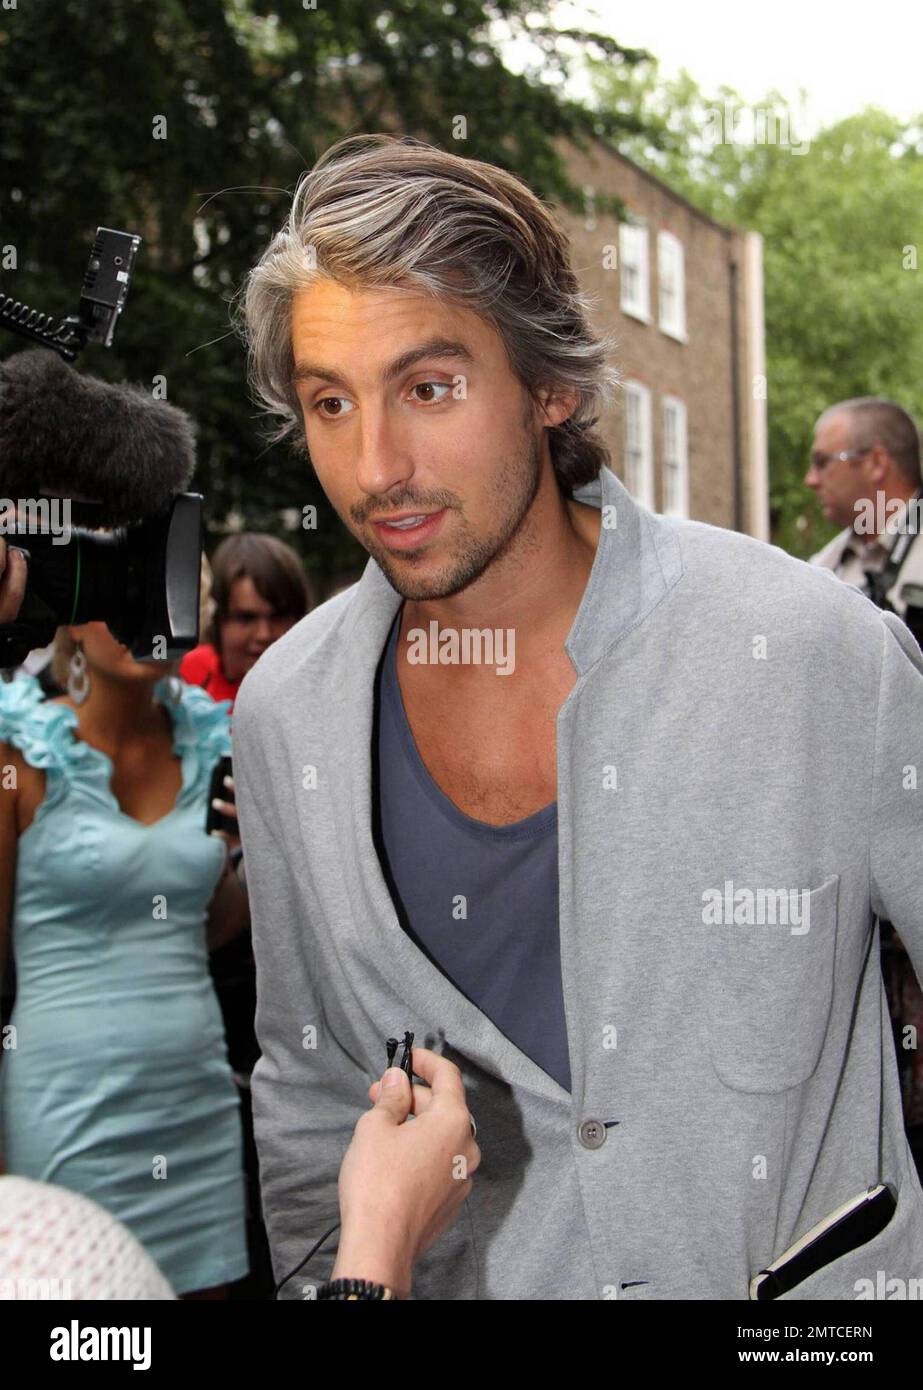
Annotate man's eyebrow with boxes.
[291,337,475,391]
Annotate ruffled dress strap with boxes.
[0,673,232,815]
[158,678,232,808]
[0,673,103,813]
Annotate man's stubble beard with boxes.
[366,427,545,603]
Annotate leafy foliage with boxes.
[0,0,654,585]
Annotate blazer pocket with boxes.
[775,1175,921,1300]
[704,873,840,1093]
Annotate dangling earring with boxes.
[67,643,90,705]
[162,675,183,707]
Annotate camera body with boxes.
[1,492,203,670]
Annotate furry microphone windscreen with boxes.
[0,347,198,526]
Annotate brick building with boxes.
[555,136,769,540]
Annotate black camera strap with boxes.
[864,487,923,613]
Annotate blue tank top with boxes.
[373,608,571,1092]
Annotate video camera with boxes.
[0,227,203,671]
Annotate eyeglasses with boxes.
[221,609,297,631]
[808,448,873,470]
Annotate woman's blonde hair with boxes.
[232,133,620,493]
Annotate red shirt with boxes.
[179,644,240,711]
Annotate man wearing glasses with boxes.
[806,396,923,618]
[807,396,923,1180]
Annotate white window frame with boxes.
[662,395,689,518]
[657,229,687,342]
[619,221,651,323]
[623,380,654,510]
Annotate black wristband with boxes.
[316,1277,397,1301]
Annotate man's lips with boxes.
[370,509,447,550]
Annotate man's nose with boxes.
[353,406,413,498]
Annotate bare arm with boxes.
[0,536,27,990]
[0,738,19,1004]
[0,737,20,1175]
[204,779,249,952]
[205,857,250,953]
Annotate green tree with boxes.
[0,0,655,587]
[588,57,923,557]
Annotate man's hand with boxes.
[0,541,27,625]
[332,1047,481,1297]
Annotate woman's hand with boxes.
[332,1047,480,1298]
[0,539,27,624]
[209,774,241,859]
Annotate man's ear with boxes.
[867,445,891,486]
[535,385,580,430]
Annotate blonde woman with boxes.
[0,622,250,1298]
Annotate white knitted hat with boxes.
[0,1176,176,1300]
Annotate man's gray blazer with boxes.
[232,465,923,1300]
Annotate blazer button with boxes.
[578,1118,606,1150]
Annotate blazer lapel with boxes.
[330,556,571,1106]
[323,467,682,1106]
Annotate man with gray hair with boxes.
[231,134,923,1301]
[806,396,923,620]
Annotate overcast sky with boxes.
[499,1,922,132]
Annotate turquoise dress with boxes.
[0,674,249,1294]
